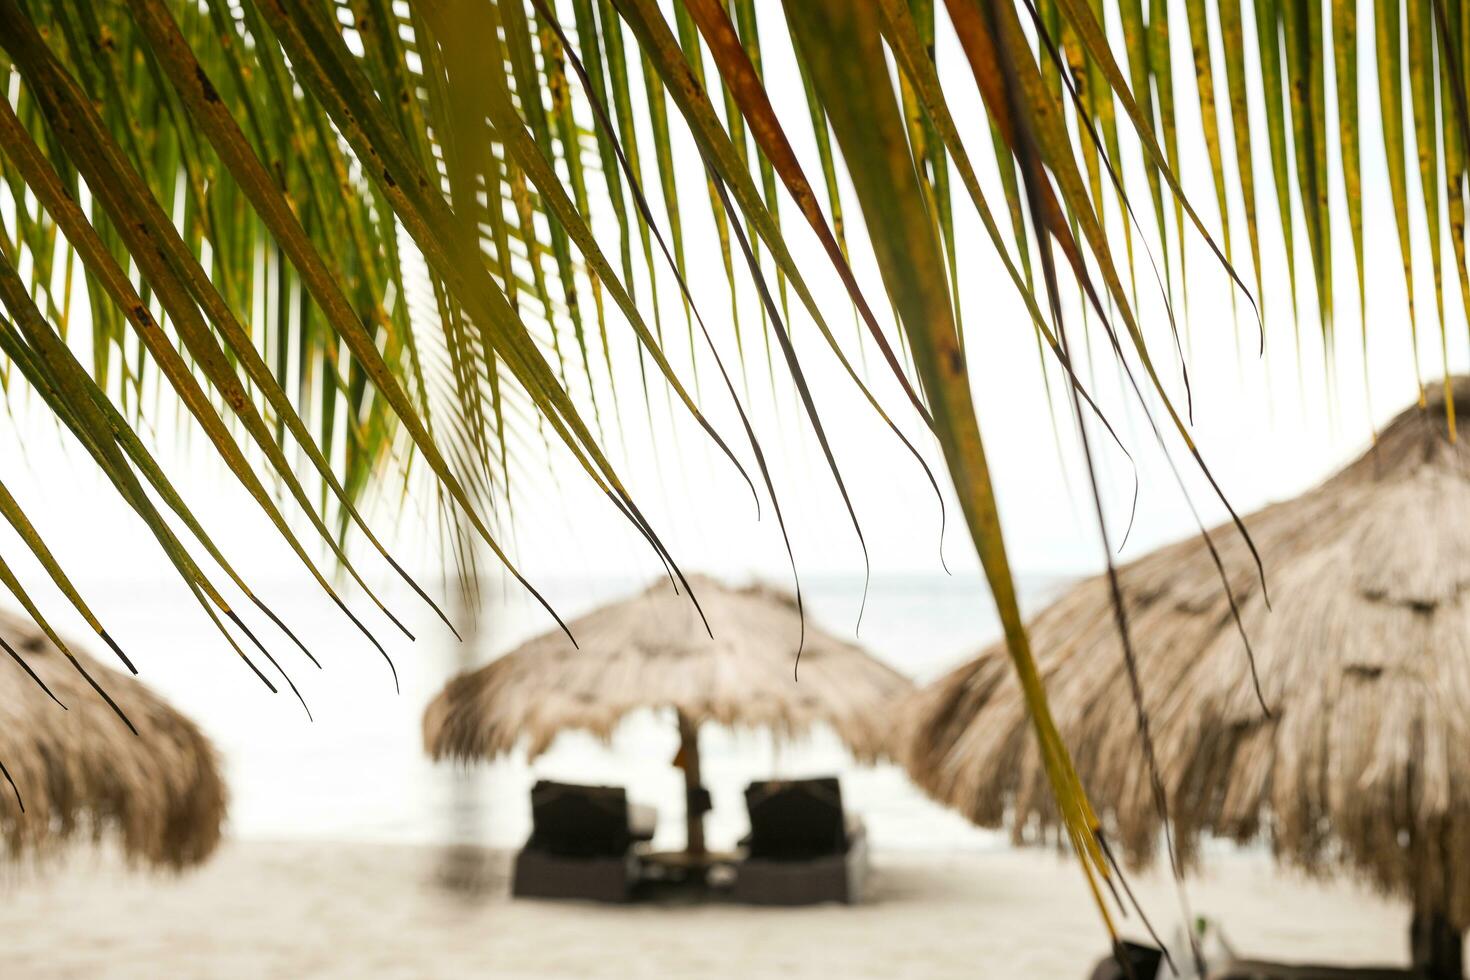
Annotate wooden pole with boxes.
[676,710,706,857]
[1411,897,1464,980]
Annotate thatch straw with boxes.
[0,610,225,869]
[903,378,1470,926]
[424,575,912,763]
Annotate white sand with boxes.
[0,841,1409,979]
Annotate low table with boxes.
[639,849,741,887]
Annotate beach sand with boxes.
[0,841,1408,979]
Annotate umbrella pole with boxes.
[677,711,706,858]
[1411,895,1463,979]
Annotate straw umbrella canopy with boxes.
[0,610,225,869]
[903,379,1470,975]
[424,575,912,855]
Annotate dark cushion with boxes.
[744,777,846,860]
[527,780,631,858]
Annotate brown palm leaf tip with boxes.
[903,377,1470,927]
[423,575,913,765]
[0,612,226,870]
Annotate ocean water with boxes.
[78,572,1070,853]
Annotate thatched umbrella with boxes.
[903,379,1470,977]
[424,575,911,857]
[0,610,225,869]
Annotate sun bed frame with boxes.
[731,777,869,906]
[511,780,656,903]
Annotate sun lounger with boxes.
[731,777,868,905]
[1206,963,1413,979]
[1087,949,1414,980]
[1087,940,1165,980]
[1086,932,1415,980]
[1203,906,1461,977]
[511,780,655,902]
